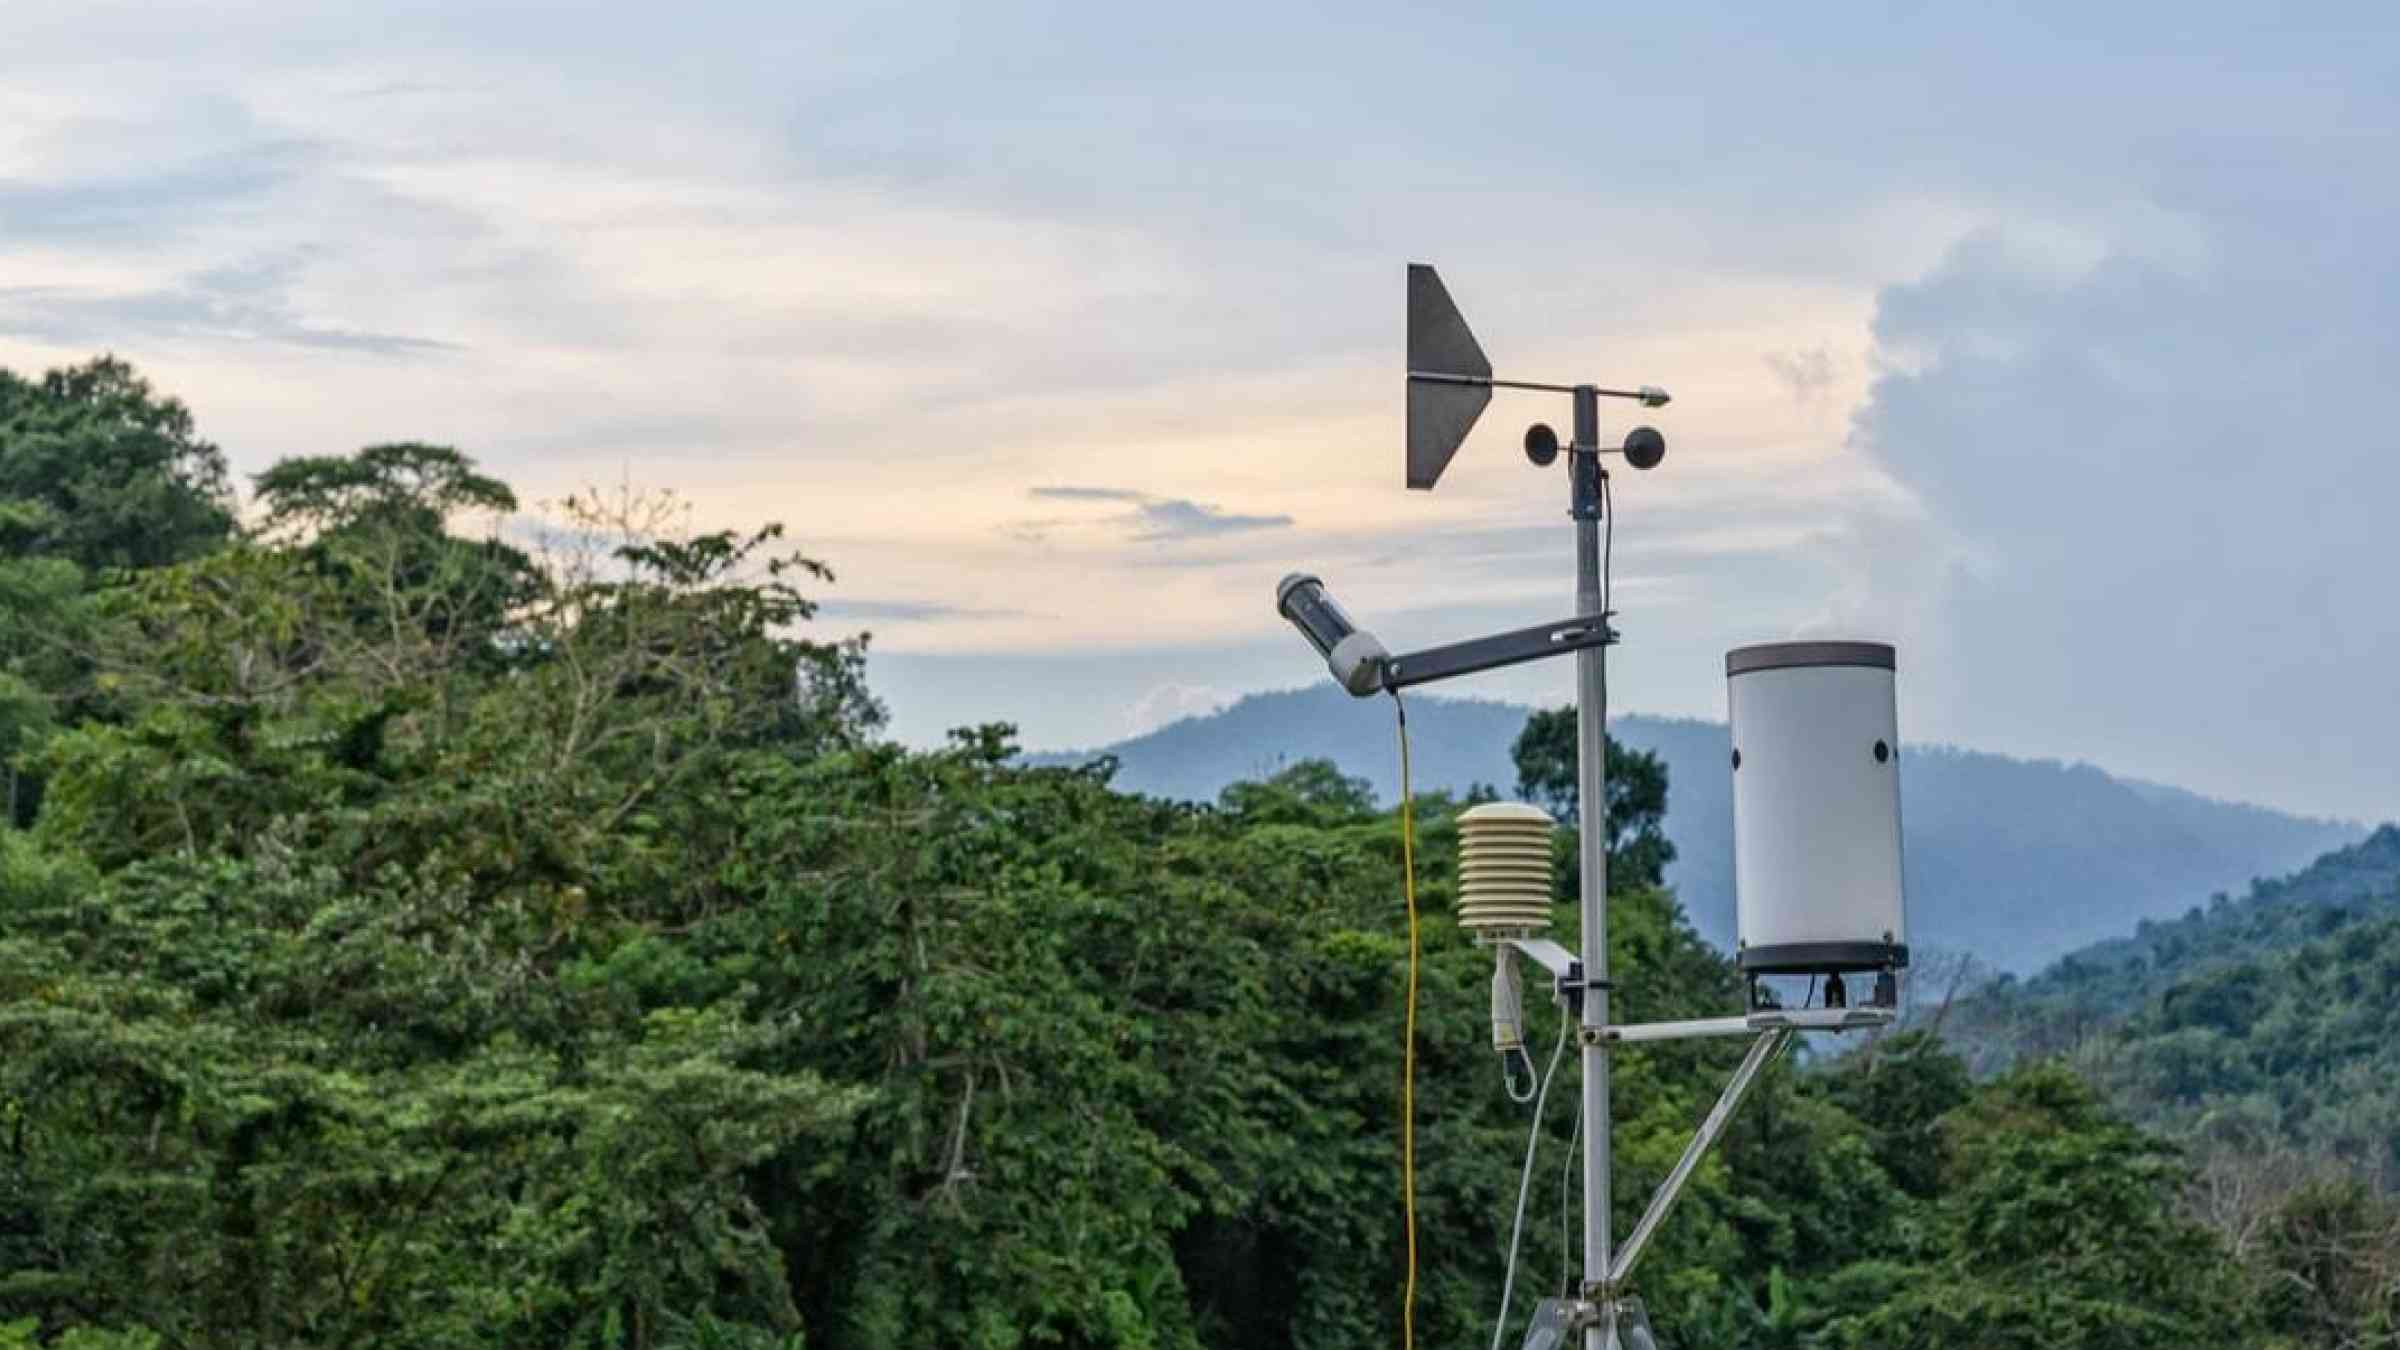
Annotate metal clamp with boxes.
[1559,974,1610,1022]
[1517,1298,1596,1350]
[1569,452,1607,520]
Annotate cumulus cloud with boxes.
[1123,682,1232,738]
[1845,154,2400,819]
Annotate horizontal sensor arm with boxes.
[1407,371,1671,406]
[1380,615,1618,691]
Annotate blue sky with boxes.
[2,2,2395,819]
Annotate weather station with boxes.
[1274,266,1909,1350]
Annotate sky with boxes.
[2,1,2395,821]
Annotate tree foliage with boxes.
[1510,705,1676,892]
[0,357,233,572]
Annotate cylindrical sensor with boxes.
[1726,641,1906,976]
[1276,572,1390,697]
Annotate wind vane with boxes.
[1405,263,1666,491]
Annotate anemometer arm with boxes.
[1381,616,1618,692]
[1407,370,1670,406]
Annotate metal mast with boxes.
[1570,387,1613,1342]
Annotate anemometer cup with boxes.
[1524,423,1561,467]
[1622,426,1666,470]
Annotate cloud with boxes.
[0,282,457,356]
[1029,486,1147,502]
[0,2,2388,819]
[0,139,318,244]
[1764,347,1837,404]
[1022,485,1294,544]
[1123,682,1231,737]
[815,598,1025,622]
[0,284,457,356]
[1844,157,2400,819]
[1127,497,1293,542]
[0,242,458,356]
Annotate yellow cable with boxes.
[1393,690,1419,1350]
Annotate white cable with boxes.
[1502,1049,1538,1105]
[1492,1008,1572,1350]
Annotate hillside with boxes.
[2097,903,2400,1181]
[1031,684,2362,972]
[1934,828,2400,1200]
[1942,824,2400,1065]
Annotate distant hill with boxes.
[2102,901,2400,1171]
[1029,684,2363,973]
[1942,824,2400,1064]
[1912,827,2400,1171]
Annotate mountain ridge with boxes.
[1942,823,2400,1065]
[1027,684,2364,973]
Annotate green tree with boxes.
[0,358,241,824]
[1510,706,1675,890]
[1816,1030,1974,1200]
[0,357,234,572]
[2254,1179,2400,1347]
[1818,1064,2259,1350]
[252,442,541,672]
[1217,758,1379,827]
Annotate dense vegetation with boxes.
[0,358,2386,1347]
